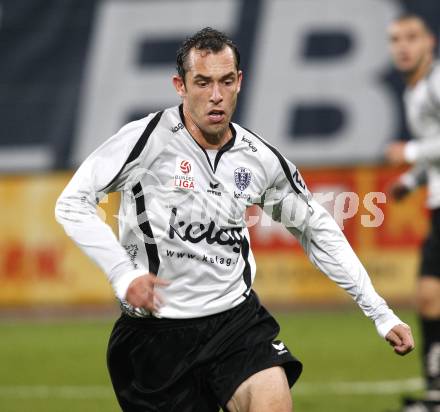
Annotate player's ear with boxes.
[237,70,243,94]
[428,34,436,53]
[173,75,186,97]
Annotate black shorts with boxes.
[420,208,440,278]
[107,290,302,412]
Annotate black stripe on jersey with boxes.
[214,125,236,172]
[179,103,214,172]
[101,111,163,192]
[126,111,163,163]
[244,127,303,196]
[241,235,252,291]
[132,182,160,275]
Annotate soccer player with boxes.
[56,27,414,412]
[386,14,440,412]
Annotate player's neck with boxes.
[406,55,433,87]
[182,108,232,150]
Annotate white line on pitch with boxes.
[0,386,113,399]
[0,378,423,399]
[296,378,424,395]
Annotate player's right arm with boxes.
[55,118,155,304]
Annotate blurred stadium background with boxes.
[1,0,439,411]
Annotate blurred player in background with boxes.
[56,27,414,412]
[386,14,440,412]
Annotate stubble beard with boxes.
[202,124,230,146]
[202,97,238,146]
[399,53,431,80]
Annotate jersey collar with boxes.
[178,104,236,173]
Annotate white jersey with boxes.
[55,105,401,337]
[401,63,440,209]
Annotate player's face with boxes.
[388,18,434,74]
[173,46,242,146]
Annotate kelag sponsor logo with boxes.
[241,136,257,152]
[171,122,184,133]
[168,207,243,253]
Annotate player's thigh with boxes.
[225,366,292,412]
[107,315,219,412]
[416,276,440,317]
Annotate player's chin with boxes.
[395,61,417,74]
[206,123,228,137]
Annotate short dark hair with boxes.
[176,27,240,80]
[393,13,434,36]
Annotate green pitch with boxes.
[0,309,421,412]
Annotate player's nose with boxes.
[210,83,223,103]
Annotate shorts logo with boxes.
[180,160,191,174]
[272,341,288,355]
[234,167,251,191]
[272,342,285,351]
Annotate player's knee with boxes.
[417,294,440,317]
[247,392,292,412]
[416,277,440,317]
[227,367,292,412]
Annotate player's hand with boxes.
[385,324,415,356]
[125,273,170,312]
[385,142,408,165]
[388,181,411,201]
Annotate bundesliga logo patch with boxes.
[180,160,191,174]
[174,159,195,190]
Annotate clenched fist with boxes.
[125,273,170,312]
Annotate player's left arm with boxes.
[263,156,414,355]
[386,139,440,165]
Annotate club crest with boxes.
[234,167,251,191]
